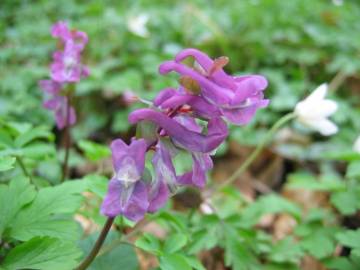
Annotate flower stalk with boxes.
[75,217,114,270]
[215,112,296,191]
[61,91,72,182]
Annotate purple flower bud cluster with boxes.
[39,21,89,129]
[101,48,269,222]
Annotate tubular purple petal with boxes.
[159,61,232,105]
[175,48,235,89]
[129,109,228,153]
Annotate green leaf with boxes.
[183,257,206,270]
[8,181,85,241]
[324,257,359,270]
[0,177,36,237]
[163,233,188,253]
[154,211,187,232]
[79,231,139,270]
[224,227,261,270]
[336,229,360,249]
[346,161,360,179]
[83,174,108,198]
[135,233,162,255]
[21,142,56,159]
[287,172,345,191]
[331,188,360,215]
[187,228,218,254]
[2,237,82,270]
[300,232,335,259]
[14,126,53,147]
[241,194,302,227]
[160,254,192,270]
[9,217,80,241]
[78,140,110,162]
[269,237,304,264]
[5,121,32,135]
[0,156,16,171]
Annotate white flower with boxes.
[294,83,338,136]
[127,14,150,38]
[353,136,360,153]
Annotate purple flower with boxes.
[177,153,213,188]
[129,108,228,153]
[101,139,149,221]
[99,48,271,222]
[51,41,89,83]
[39,21,90,129]
[173,115,213,188]
[132,111,216,188]
[39,80,76,129]
[158,48,269,125]
[154,87,222,119]
[147,140,175,212]
[51,21,88,50]
[50,21,89,83]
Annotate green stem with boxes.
[215,113,296,191]
[16,156,33,184]
[98,218,150,257]
[61,92,72,182]
[75,217,114,270]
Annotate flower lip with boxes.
[114,157,142,184]
[101,138,149,221]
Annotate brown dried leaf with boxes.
[301,255,327,270]
[273,214,297,240]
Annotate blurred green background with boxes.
[1,0,359,155]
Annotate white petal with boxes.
[302,99,338,119]
[318,100,338,116]
[306,83,328,102]
[127,14,150,37]
[313,119,338,136]
[353,136,360,153]
[294,83,337,121]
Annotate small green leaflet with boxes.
[163,233,188,253]
[336,229,360,250]
[78,140,111,162]
[240,194,302,227]
[159,254,192,270]
[0,156,16,172]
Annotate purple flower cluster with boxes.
[39,21,89,129]
[101,48,268,222]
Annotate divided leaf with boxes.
[2,237,82,270]
[8,181,85,241]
